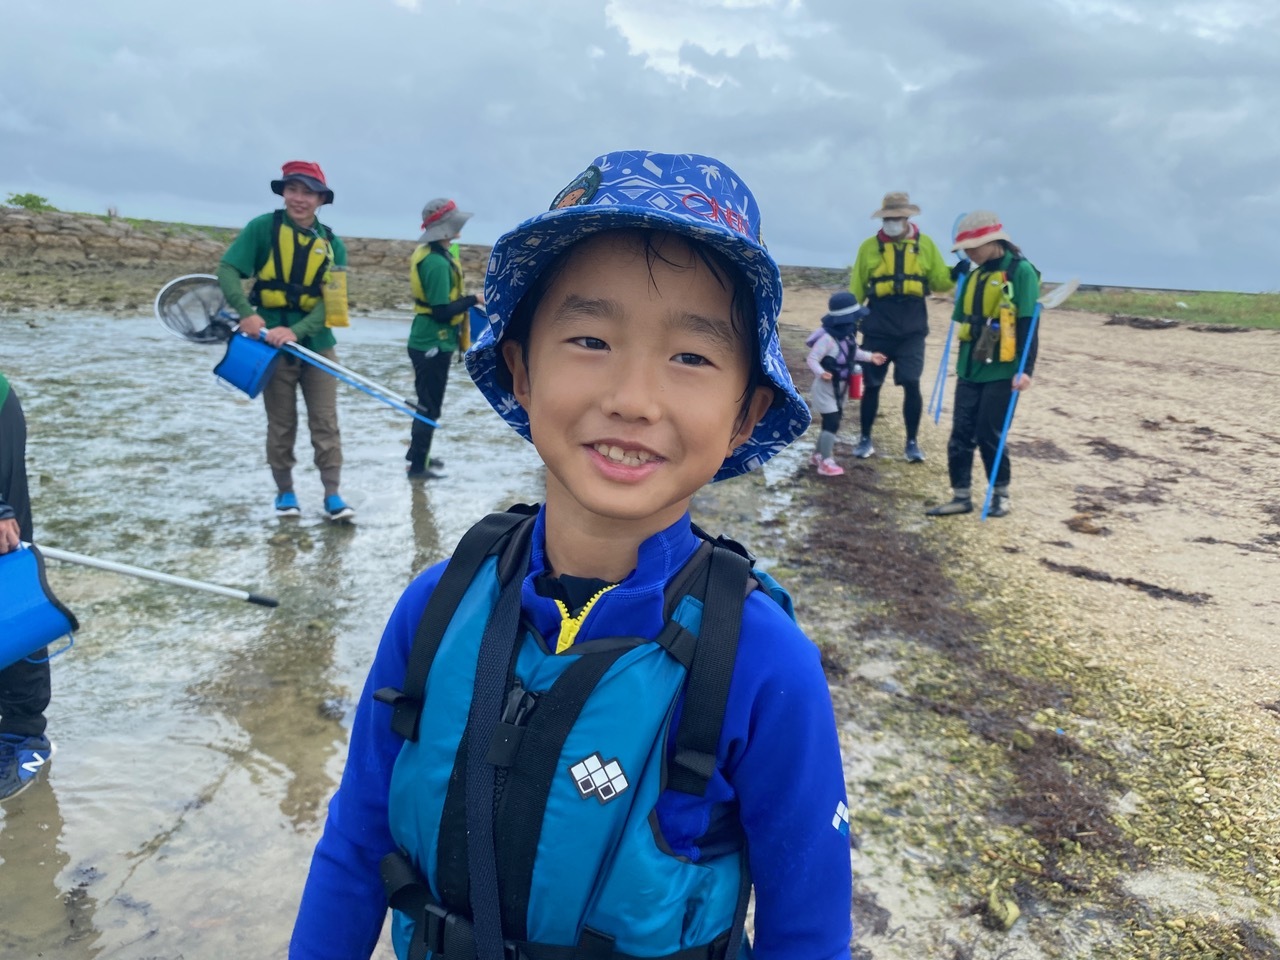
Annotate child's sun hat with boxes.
[465,149,810,481]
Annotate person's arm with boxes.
[219,216,269,335]
[422,254,478,322]
[723,600,853,960]
[1012,261,1042,381]
[848,239,871,303]
[0,495,17,553]
[216,262,255,319]
[289,565,445,960]
[806,336,832,378]
[921,234,955,294]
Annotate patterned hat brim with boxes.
[465,204,811,482]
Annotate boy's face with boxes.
[503,231,773,540]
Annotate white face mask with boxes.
[882,219,907,238]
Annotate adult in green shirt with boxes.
[217,161,354,521]
[405,197,480,480]
[848,191,957,463]
[926,211,1041,519]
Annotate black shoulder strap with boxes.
[667,540,751,797]
[375,504,539,742]
[270,209,287,290]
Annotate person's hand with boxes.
[473,291,485,306]
[870,352,889,366]
[265,326,298,347]
[820,371,833,381]
[1012,373,1032,392]
[238,313,266,338]
[950,259,970,281]
[0,518,20,554]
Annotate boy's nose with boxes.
[602,361,662,421]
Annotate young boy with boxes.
[290,150,852,960]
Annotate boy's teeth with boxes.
[594,443,654,466]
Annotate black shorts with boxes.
[861,334,926,387]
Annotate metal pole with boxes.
[30,544,279,607]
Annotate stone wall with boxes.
[0,207,490,277]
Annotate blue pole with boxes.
[929,212,969,424]
[980,302,1040,521]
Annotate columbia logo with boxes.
[570,752,629,804]
[832,800,850,836]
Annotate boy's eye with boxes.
[571,336,608,350]
[674,352,712,367]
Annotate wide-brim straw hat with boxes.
[951,210,1013,251]
[419,198,473,243]
[871,191,920,219]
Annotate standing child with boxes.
[291,150,853,960]
[806,291,885,477]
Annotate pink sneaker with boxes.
[817,458,845,477]
[810,452,824,467]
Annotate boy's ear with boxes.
[726,385,775,454]
[501,339,531,407]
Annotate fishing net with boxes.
[155,274,239,344]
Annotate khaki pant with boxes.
[262,349,343,495]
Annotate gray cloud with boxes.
[3,0,1278,290]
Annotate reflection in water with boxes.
[410,482,443,578]
[0,781,100,957]
[187,523,354,828]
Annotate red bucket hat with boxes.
[271,161,334,204]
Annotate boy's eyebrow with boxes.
[667,311,738,353]
[547,294,625,325]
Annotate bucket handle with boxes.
[25,634,75,664]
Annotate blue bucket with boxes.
[468,305,490,346]
[0,546,79,671]
[214,334,281,399]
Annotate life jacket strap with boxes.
[375,506,538,742]
[382,850,737,960]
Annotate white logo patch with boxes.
[832,800,850,836]
[570,752,629,804]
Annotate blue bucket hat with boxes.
[465,149,810,481]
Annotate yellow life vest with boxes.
[868,238,928,299]
[957,261,1021,363]
[250,210,333,313]
[409,242,470,351]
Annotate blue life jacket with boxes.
[374,506,795,960]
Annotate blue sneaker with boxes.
[274,491,301,517]
[0,733,56,802]
[323,494,355,522]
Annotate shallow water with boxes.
[0,309,805,958]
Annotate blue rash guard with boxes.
[290,508,852,960]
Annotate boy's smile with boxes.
[502,230,773,569]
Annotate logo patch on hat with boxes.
[551,166,602,210]
[570,751,629,804]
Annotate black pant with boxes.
[946,377,1013,492]
[406,347,453,469]
[859,333,925,442]
[0,387,50,738]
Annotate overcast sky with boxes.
[3,0,1278,291]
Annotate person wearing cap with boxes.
[0,370,57,802]
[291,150,852,960]
[805,291,885,476]
[926,211,1041,518]
[848,191,957,463]
[217,161,354,521]
[405,198,480,480]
